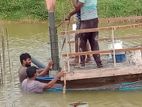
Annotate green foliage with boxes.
[0,0,48,20]
[0,0,141,21]
[98,0,142,18]
[55,0,73,21]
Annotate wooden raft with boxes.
[61,65,142,81]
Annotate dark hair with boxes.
[20,53,31,64]
[26,66,37,78]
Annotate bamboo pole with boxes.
[0,28,3,84]
[62,47,142,57]
[0,52,3,84]
[5,28,12,81]
[111,28,116,67]
[68,35,142,44]
[62,59,68,94]
[1,28,5,84]
[60,23,142,36]
[60,16,142,27]
[63,71,66,94]
[62,22,71,94]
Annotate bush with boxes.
[0,0,141,21]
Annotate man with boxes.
[22,66,64,93]
[72,0,91,64]
[18,53,53,83]
[66,0,103,68]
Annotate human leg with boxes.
[74,34,80,63]
[88,18,103,68]
[85,41,91,63]
[79,33,87,66]
[74,19,81,63]
[89,33,102,68]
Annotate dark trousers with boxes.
[75,19,90,63]
[80,18,102,65]
[75,19,81,53]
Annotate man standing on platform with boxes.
[72,0,91,64]
[66,0,103,68]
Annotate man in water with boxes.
[18,53,53,83]
[22,66,64,93]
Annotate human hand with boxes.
[48,60,54,70]
[56,70,65,78]
[65,14,71,21]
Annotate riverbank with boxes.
[0,16,142,25]
[0,0,142,21]
[0,19,47,24]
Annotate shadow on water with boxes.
[0,22,142,107]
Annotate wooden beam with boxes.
[68,35,142,44]
[60,23,142,36]
[61,65,142,80]
[62,47,142,57]
[100,16,142,23]
[59,16,142,26]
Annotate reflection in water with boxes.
[0,22,142,107]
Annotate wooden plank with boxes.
[60,16,142,26]
[68,35,142,44]
[99,16,142,23]
[60,23,142,35]
[62,47,142,57]
[61,65,142,81]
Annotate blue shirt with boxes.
[79,0,98,21]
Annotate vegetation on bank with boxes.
[0,0,142,21]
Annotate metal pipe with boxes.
[48,12,60,70]
[31,57,46,68]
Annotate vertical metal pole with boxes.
[48,12,60,70]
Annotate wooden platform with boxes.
[61,65,142,81]
[58,65,142,89]
[56,21,142,90]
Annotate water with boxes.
[0,22,142,107]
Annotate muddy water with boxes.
[0,22,142,107]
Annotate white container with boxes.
[108,40,125,54]
[72,24,77,31]
[109,40,123,49]
[108,40,126,62]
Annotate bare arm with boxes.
[65,1,84,20]
[37,60,53,76]
[43,70,64,89]
[72,0,77,8]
